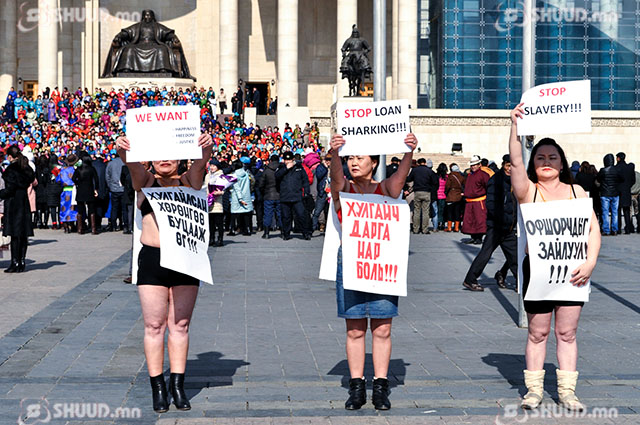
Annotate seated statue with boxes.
[101,9,194,80]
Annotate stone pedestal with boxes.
[97,77,195,91]
[243,107,257,125]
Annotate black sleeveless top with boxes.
[140,180,161,216]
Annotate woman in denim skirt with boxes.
[329,133,417,410]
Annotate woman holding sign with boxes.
[115,133,213,413]
[329,132,417,410]
[509,104,600,412]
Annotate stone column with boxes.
[0,0,17,102]
[391,0,398,99]
[38,0,58,91]
[277,0,299,107]
[397,0,417,107]
[336,0,357,99]
[219,0,238,95]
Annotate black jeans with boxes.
[620,206,633,233]
[209,212,224,242]
[281,201,310,237]
[464,227,518,286]
[110,192,125,229]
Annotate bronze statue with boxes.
[101,9,194,80]
[339,25,372,96]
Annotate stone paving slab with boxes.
[0,229,638,424]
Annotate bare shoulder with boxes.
[572,184,588,199]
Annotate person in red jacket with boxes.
[461,155,490,245]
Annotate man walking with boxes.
[462,155,518,292]
[406,158,438,234]
[598,153,623,236]
[462,155,491,244]
[276,151,311,240]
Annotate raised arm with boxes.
[509,103,534,203]
[182,133,214,190]
[329,134,349,212]
[115,136,152,191]
[380,133,417,198]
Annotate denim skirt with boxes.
[336,247,398,319]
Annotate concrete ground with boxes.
[0,227,638,424]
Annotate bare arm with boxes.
[380,133,418,198]
[509,103,534,203]
[182,133,214,190]
[329,134,349,212]
[115,136,153,191]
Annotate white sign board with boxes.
[336,99,410,156]
[518,198,592,302]
[141,186,213,284]
[339,192,410,296]
[319,199,342,281]
[126,105,202,162]
[517,80,591,136]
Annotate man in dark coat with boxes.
[259,154,281,239]
[386,157,400,178]
[275,151,311,240]
[598,153,623,236]
[615,152,636,234]
[462,155,491,244]
[406,158,439,234]
[91,155,109,230]
[462,155,518,292]
[252,87,261,113]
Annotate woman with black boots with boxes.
[1,145,36,273]
[72,154,100,235]
[116,132,213,413]
[329,133,417,410]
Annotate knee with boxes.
[169,318,191,336]
[555,327,577,344]
[144,320,166,337]
[528,328,550,345]
[346,328,366,341]
[372,325,391,340]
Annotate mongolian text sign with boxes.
[141,186,213,284]
[336,99,410,156]
[126,105,201,162]
[340,192,409,296]
[517,80,591,136]
[518,198,592,302]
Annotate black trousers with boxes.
[281,201,309,237]
[620,206,633,233]
[209,212,224,242]
[110,192,125,228]
[464,227,518,286]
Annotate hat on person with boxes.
[391,156,400,163]
[65,153,78,166]
[282,151,294,160]
[210,158,222,168]
[239,156,251,164]
[469,155,481,166]
[426,159,433,168]
[502,154,510,164]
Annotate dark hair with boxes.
[232,159,244,170]
[481,158,489,167]
[579,161,590,173]
[617,152,626,161]
[436,163,448,178]
[6,145,29,170]
[526,138,573,184]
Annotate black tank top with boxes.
[140,180,161,216]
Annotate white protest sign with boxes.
[141,186,213,284]
[319,199,342,281]
[517,80,591,136]
[340,192,410,296]
[337,99,410,156]
[126,105,202,162]
[518,198,592,302]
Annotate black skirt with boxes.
[137,245,199,287]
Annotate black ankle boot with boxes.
[261,228,269,239]
[17,259,25,273]
[372,377,391,410]
[345,377,366,410]
[149,374,169,413]
[4,260,18,273]
[169,373,191,410]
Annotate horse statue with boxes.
[339,25,372,97]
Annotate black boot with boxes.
[4,260,18,273]
[169,373,191,410]
[149,374,169,413]
[261,228,269,239]
[372,377,391,410]
[5,239,20,273]
[215,231,224,247]
[18,238,27,273]
[344,378,366,410]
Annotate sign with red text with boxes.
[340,192,409,296]
[140,186,213,284]
[126,105,201,162]
[517,198,592,302]
[336,99,410,156]
[517,80,591,136]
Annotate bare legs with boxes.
[138,286,199,376]
[345,318,392,378]
[525,305,582,371]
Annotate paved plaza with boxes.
[0,228,639,424]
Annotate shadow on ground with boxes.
[482,352,558,398]
[327,354,410,389]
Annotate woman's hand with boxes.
[213,190,224,196]
[198,133,213,148]
[115,136,130,151]
[404,133,418,152]
[330,134,345,152]
[570,261,596,287]
[511,102,525,126]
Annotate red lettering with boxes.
[539,86,567,97]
